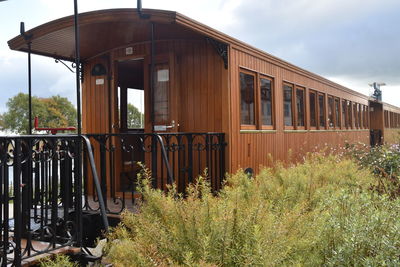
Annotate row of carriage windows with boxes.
[384,111,400,128]
[240,70,369,130]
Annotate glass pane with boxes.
[296,89,305,126]
[260,78,272,125]
[353,103,358,128]
[154,64,169,124]
[309,92,316,127]
[240,72,255,125]
[283,84,293,126]
[335,99,340,128]
[347,101,352,128]
[127,88,144,128]
[328,97,334,127]
[319,94,325,127]
[342,100,347,128]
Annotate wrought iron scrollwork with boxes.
[206,37,229,69]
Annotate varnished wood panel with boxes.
[229,47,370,173]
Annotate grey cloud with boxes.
[225,0,400,85]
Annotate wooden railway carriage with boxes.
[7,8,400,190]
[4,7,400,265]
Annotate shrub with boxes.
[104,154,398,266]
[314,192,400,266]
[39,254,78,267]
[348,143,400,198]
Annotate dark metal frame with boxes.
[84,132,226,214]
[206,37,229,69]
[0,132,225,265]
[0,136,92,266]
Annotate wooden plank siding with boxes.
[382,103,400,144]
[81,38,230,191]
[229,46,369,173]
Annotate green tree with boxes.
[1,93,77,134]
[127,103,144,129]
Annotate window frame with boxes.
[239,69,257,129]
[259,75,275,130]
[347,101,353,129]
[317,92,326,129]
[295,86,306,130]
[283,82,295,129]
[239,69,275,130]
[309,90,318,129]
[327,95,335,128]
[341,99,347,130]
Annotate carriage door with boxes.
[116,58,145,192]
[150,60,182,189]
[152,62,178,133]
[369,101,384,146]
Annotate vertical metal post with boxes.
[73,0,83,247]
[13,140,22,266]
[150,23,155,128]
[74,0,81,136]
[28,42,32,135]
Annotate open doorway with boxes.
[117,59,145,131]
[116,58,145,192]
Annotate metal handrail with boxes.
[81,135,109,231]
[153,134,174,185]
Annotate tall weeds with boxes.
[104,154,400,266]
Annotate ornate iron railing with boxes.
[0,132,226,265]
[0,135,110,267]
[0,136,83,266]
[84,132,226,214]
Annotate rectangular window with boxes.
[296,88,305,127]
[318,94,325,128]
[335,98,340,128]
[283,84,293,126]
[240,72,255,125]
[353,103,358,128]
[347,101,352,128]
[309,91,317,127]
[342,100,347,129]
[154,64,170,124]
[260,77,273,126]
[365,106,369,128]
[328,96,334,127]
[358,104,362,128]
[360,105,364,128]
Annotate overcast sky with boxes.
[1,0,399,114]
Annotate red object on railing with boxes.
[34,117,76,135]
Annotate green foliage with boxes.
[127,103,144,129]
[348,143,400,198]
[103,154,400,267]
[0,93,76,134]
[39,254,78,267]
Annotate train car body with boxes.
[8,8,400,188]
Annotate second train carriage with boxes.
[7,8,400,194]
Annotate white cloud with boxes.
[1,0,400,111]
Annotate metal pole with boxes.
[28,42,32,135]
[74,0,81,135]
[150,23,155,128]
[73,0,83,248]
